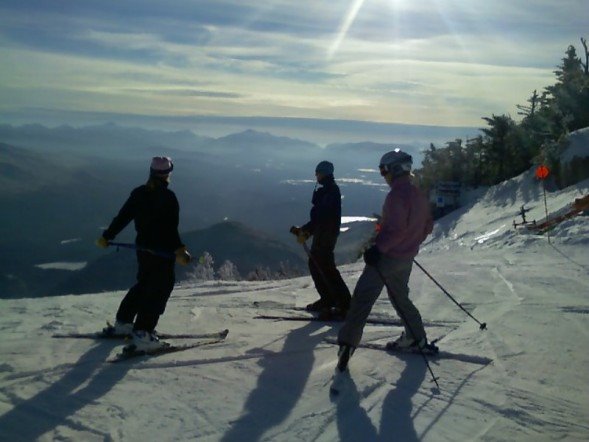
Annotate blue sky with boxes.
[0,0,587,142]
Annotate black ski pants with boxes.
[308,244,351,311]
[116,250,175,332]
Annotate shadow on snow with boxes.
[335,354,427,441]
[221,322,331,442]
[0,342,130,440]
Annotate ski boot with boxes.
[102,320,133,337]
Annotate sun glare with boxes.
[328,0,366,59]
[328,0,412,60]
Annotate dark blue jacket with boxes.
[302,175,342,250]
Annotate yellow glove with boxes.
[95,236,109,249]
[175,246,192,266]
[297,230,310,244]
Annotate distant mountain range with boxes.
[0,122,462,298]
[0,123,211,157]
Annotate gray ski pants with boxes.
[338,256,426,348]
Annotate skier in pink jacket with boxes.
[337,149,434,370]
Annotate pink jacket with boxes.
[375,175,433,259]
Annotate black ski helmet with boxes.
[315,160,334,175]
[379,149,412,177]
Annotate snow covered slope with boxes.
[0,173,588,441]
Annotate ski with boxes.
[252,302,458,327]
[254,313,349,324]
[252,300,296,309]
[52,328,229,341]
[108,333,229,363]
[325,338,492,366]
[254,313,453,328]
[254,313,401,325]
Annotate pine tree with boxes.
[188,251,215,281]
[517,90,540,118]
[464,136,485,187]
[246,266,273,281]
[544,44,589,131]
[413,38,588,194]
[277,261,301,279]
[217,260,240,281]
[581,37,588,75]
[480,114,515,183]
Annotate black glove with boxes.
[363,245,381,266]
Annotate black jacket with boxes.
[103,180,183,254]
[302,175,342,250]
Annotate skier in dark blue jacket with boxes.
[292,161,351,319]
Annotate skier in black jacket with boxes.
[292,161,351,319]
[96,156,191,351]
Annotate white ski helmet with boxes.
[150,156,174,178]
[379,149,412,177]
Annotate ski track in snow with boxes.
[561,306,589,315]
[493,265,522,303]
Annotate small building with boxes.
[430,181,462,219]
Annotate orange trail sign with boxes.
[535,165,550,180]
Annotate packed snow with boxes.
[0,172,588,441]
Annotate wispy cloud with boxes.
[0,0,586,135]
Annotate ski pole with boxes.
[541,179,551,244]
[108,241,136,251]
[108,241,176,260]
[413,260,487,330]
[373,265,439,388]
